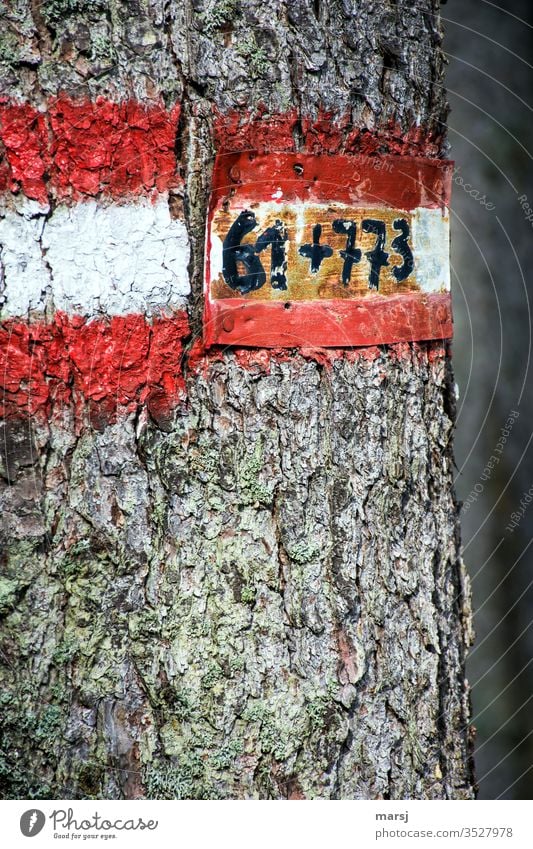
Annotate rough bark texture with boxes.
[0,0,475,799]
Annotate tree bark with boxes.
[0,0,475,799]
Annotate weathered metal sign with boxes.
[204,152,453,348]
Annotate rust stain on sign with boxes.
[204,152,453,348]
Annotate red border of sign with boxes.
[204,152,453,349]
[204,293,452,349]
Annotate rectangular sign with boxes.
[204,152,453,348]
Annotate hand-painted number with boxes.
[255,219,289,290]
[362,219,390,290]
[220,212,414,294]
[391,218,414,283]
[332,219,362,285]
[222,210,266,294]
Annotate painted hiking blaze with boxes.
[204,152,453,348]
[0,97,454,425]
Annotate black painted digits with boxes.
[222,210,266,294]
[332,219,362,285]
[255,219,289,290]
[299,223,333,274]
[391,218,414,282]
[362,219,390,290]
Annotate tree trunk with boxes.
[0,0,475,799]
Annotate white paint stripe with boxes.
[0,196,190,318]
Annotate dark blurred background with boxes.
[445,0,533,800]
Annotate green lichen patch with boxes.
[199,0,239,38]
[240,584,256,605]
[0,31,20,64]
[209,737,244,771]
[42,0,107,26]
[0,698,66,799]
[143,754,217,800]
[306,695,330,731]
[74,761,106,799]
[51,638,78,667]
[237,439,274,507]
[0,577,20,615]
[286,540,321,565]
[236,35,269,77]
[201,661,224,690]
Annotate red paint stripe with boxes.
[214,108,444,158]
[205,293,452,349]
[1,311,450,427]
[0,98,181,204]
[210,151,452,211]
[0,100,443,205]
[1,312,190,427]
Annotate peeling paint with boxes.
[213,108,445,158]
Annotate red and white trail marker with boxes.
[204,152,453,348]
